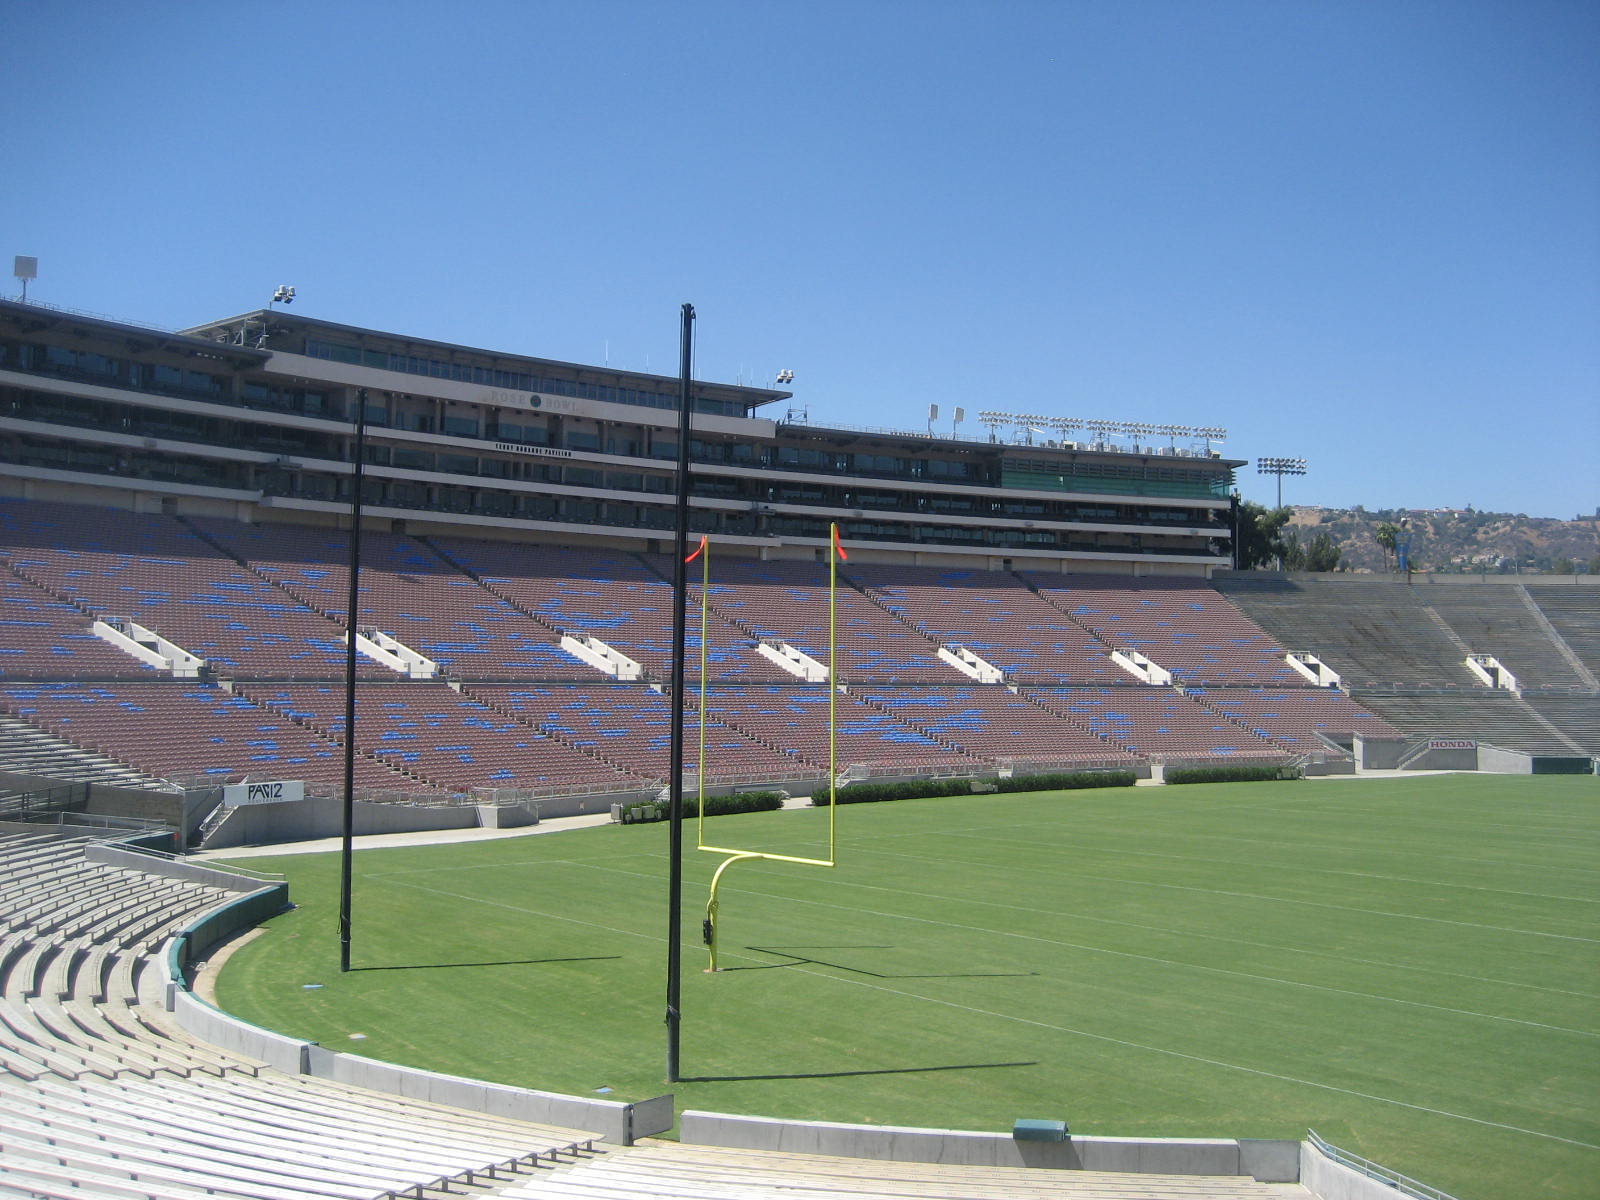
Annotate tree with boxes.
[1303,531,1342,572]
[1235,501,1292,570]
[1374,522,1399,570]
[1279,529,1306,571]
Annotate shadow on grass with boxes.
[682,1059,1037,1083]
[735,945,1036,980]
[353,955,621,972]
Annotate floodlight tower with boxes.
[1257,456,1307,509]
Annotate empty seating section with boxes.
[198,520,589,681]
[1422,587,1590,687]
[1354,691,1584,753]
[1216,578,1481,688]
[844,564,1122,683]
[242,682,648,792]
[467,684,817,783]
[1520,692,1600,753]
[857,686,1137,765]
[1029,687,1290,761]
[0,500,371,679]
[436,537,788,681]
[0,573,161,679]
[1530,589,1600,676]
[0,831,604,1198]
[700,685,986,773]
[1188,688,1400,754]
[0,681,420,790]
[1028,573,1304,686]
[1,501,1592,787]
[684,556,960,682]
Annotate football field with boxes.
[215,773,1599,1200]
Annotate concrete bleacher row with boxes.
[1217,576,1600,752]
[495,1140,1307,1199]
[0,828,607,1199]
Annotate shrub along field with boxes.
[214,774,1598,1200]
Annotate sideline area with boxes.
[192,770,1465,861]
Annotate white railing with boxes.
[1306,1130,1461,1200]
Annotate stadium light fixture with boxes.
[1257,456,1308,509]
[271,285,295,309]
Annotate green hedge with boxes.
[1164,763,1301,785]
[621,790,788,823]
[811,778,975,806]
[993,769,1137,793]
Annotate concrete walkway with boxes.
[191,772,1466,861]
[189,810,618,860]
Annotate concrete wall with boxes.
[1402,744,1480,771]
[156,878,671,1145]
[677,1111,1300,1183]
[303,1046,671,1145]
[1300,1138,1423,1200]
[0,770,184,831]
[202,793,481,847]
[1478,745,1534,774]
[85,843,272,893]
[1353,735,1404,770]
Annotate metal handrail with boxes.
[1306,1130,1461,1200]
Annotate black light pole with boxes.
[666,304,694,1082]
[338,388,369,974]
[1229,490,1242,571]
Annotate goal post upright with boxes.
[699,521,844,972]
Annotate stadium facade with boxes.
[0,299,1239,571]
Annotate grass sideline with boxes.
[214,773,1599,1200]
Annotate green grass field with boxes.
[214,774,1599,1200]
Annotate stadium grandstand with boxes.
[0,294,1594,848]
[1,294,1596,1200]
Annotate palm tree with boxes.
[1375,522,1399,570]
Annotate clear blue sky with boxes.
[5,0,1596,518]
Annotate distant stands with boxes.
[1353,691,1585,755]
[468,683,822,786]
[0,499,1591,809]
[0,500,370,679]
[855,685,1138,767]
[844,564,1124,683]
[1529,589,1600,678]
[1218,575,1600,753]
[700,685,988,775]
[239,682,649,794]
[1187,688,1401,755]
[196,520,588,681]
[1028,687,1291,763]
[0,681,428,792]
[685,556,961,683]
[1027,573,1304,687]
[1216,577,1479,689]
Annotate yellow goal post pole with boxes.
[699,523,845,971]
[695,534,709,846]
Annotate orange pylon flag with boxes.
[685,534,708,563]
